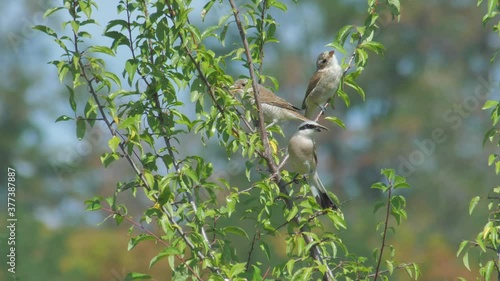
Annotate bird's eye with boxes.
[322,59,327,64]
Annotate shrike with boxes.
[287,121,336,209]
[302,51,342,119]
[230,79,310,128]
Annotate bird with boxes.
[287,121,336,209]
[230,78,311,128]
[302,50,343,119]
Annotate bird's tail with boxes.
[309,172,337,209]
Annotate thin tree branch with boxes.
[246,231,259,272]
[373,182,392,281]
[257,0,268,79]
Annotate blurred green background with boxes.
[1,0,499,280]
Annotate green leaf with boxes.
[118,115,140,130]
[224,226,249,239]
[371,182,387,191]
[32,25,57,37]
[87,45,115,56]
[125,59,139,85]
[488,154,497,166]
[76,117,86,140]
[463,251,470,271]
[100,152,120,167]
[124,272,151,280]
[469,196,480,214]
[386,260,394,275]
[201,0,216,20]
[128,234,156,251]
[228,263,247,278]
[335,25,353,46]
[485,260,494,280]
[260,241,271,260]
[487,0,497,18]
[43,7,65,19]
[285,205,298,222]
[66,85,77,112]
[325,116,346,129]
[78,0,93,18]
[457,240,468,257]
[108,136,121,153]
[149,246,182,268]
[337,88,350,107]
[251,265,263,281]
[387,0,401,18]
[84,197,102,211]
[382,169,395,182]
[360,41,386,56]
[272,1,287,11]
[483,128,497,146]
[55,115,73,122]
[482,100,499,110]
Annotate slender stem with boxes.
[246,231,259,272]
[257,0,268,78]
[373,184,392,281]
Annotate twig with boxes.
[256,0,268,78]
[373,181,392,281]
[246,231,259,272]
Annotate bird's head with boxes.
[297,121,328,136]
[230,79,252,97]
[316,50,336,70]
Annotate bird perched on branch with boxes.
[230,78,311,128]
[302,50,342,119]
[287,121,336,209]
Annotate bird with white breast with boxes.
[287,121,336,209]
[302,50,343,119]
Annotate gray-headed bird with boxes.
[287,121,336,209]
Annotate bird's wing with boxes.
[312,141,318,172]
[259,85,301,111]
[302,72,322,109]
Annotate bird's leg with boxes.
[327,97,335,110]
[317,103,328,116]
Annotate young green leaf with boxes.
[124,272,151,280]
[76,117,86,140]
[469,196,480,214]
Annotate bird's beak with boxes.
[315,124,329,132]
[329,50,335,57]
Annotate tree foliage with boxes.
[457,0,500,280]
[37,0,418,280]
